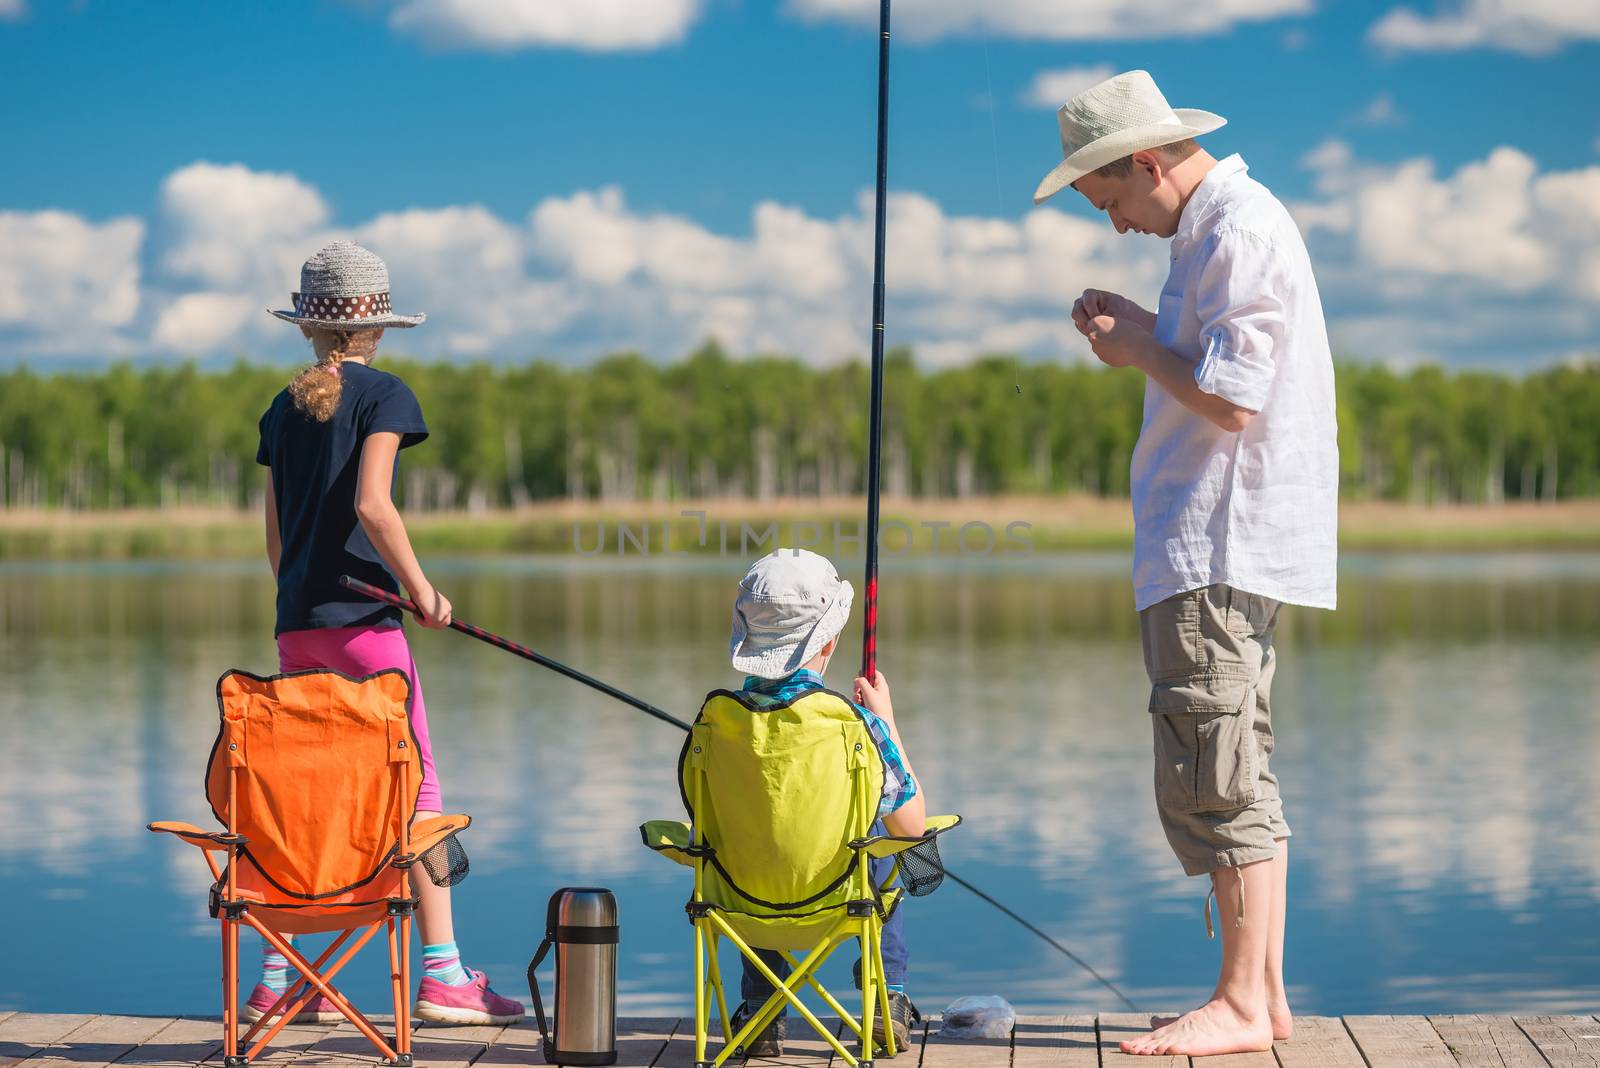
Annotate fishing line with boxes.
[341,575,1142,1011]
[980,36,1024,397]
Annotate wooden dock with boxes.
[2,1013,1597,1068]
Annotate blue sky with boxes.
[2,0,1597,369]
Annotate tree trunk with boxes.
[504,423,530,508]
[752,427,777,501]
[955,449,976,499]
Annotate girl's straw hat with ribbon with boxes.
[269,240,425,330]
[1033,69,1226,205]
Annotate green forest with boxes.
[1,344,1596,511]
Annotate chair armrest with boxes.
[639,819,699,867]
[399,814,472,864]
[849,813,961,859]
[147,821,246,850]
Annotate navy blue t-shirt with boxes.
[256,362,429,636]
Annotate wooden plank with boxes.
[217,1021,342,1065]
[1271,1016,1366,1068]
[1099,1013,1188,1068]
[298,1014,437,1068]
[0,1015,102,1068]
[651,1017,706,1068]
[485,1016,680,1068]
[620,1017,683,1068]
[1012,1015,1098,1068]
[923,1014,1012,1068]
[407,1022,509,1068]
[655,1012,848,1068]
[475,1017,550,1067]
[116,1017,225,1067]
[1343,1016,1457,1067]
[21,1015,174,1068]
[747,1016,846,1068]
[1429,1017,1548,1068]
[1192,1049,1275,1068]
[1513,1016,1600,1067]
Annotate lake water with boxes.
[3,552,1598,1017]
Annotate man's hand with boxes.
[1084,314,1155,369]
[853,670,895,724]
[1072,289,1156,336]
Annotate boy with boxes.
[725,548,928,1055]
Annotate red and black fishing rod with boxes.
[339,575,691,732]
[860,0,892,681]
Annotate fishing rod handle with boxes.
[340,574,417,612]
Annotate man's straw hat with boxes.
[269,241,425,330]
[1033,70,1226,205]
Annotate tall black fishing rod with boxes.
[342,575,1140,1011]
[844,5,1133,1011]
[860,0,891,681]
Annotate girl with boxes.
[251,241,523,1026]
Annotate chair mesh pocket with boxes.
[899,836,945,897]
[421,834,470,888]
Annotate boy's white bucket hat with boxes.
[269,240,426,330]
[1033,69,1226,205]
[730,549,855,680]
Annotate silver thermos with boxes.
[527,887,619,1066]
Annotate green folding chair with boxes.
[641,686,959,1068]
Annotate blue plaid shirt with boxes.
[737,668,917,818]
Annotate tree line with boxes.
[1,343,1595,511]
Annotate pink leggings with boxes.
[277,624,443,812]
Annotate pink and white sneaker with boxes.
[415,970,525,1026]
[240,982,346,1025]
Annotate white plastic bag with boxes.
[937,995,1015,1039]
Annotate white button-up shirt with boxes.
[1131,154,1338,611]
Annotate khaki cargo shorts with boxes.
[1139,584,1290,877]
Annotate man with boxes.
[1034,71,1338,1056]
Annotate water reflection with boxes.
[1,553,1596,1015]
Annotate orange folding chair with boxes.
[149,668,472,1066]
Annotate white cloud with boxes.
[1350,148,1575,290]
[1368,0,1600,54]
[0,210,144,354]
[1352,92,1404,127]
[1020,65,1115,110]
[358,204,571,356]
[784,0,1312,42]
[160,162,329,289]
[0,0,24,19]
[151,293,258,354]
[107,160,1164,365]
[1294,142,1600,364]
[148,162,335,354]
[387,0,701,51]
[9,148,1600,370]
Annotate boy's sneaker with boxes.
[874,990,921,1055]
[850,959,921,1055]
[240,983,345,1025]
[416,970,526,1026]
[728,1002,785,1058]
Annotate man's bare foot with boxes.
[1150,1003,1290,1041]
[1268,999,1293,1041]
[1119,1000,1273,1057]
